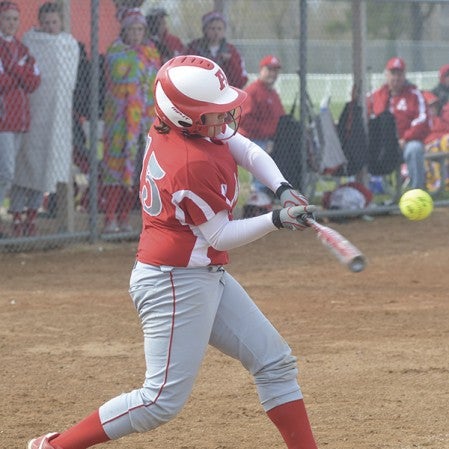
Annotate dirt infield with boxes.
[1,209,449,449]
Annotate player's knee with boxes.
[254,353,298,384]
[151,402,182,425]
[132,401,183,431]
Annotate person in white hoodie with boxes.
[9,1,79,236]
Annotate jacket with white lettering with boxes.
[367,82,429,142]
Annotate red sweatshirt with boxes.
[0,35,41,132]
[239,79,285,141]
[367,82,429,142]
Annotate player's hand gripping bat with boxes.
[305,217,366,273]
[273,204,366,272]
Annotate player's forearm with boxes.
[199,210,276,251]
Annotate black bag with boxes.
[367,109,402,175]
[271,103,304,190]
[336,100,368,176]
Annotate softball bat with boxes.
[306,218,366,273]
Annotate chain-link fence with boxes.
[1,0,449,251]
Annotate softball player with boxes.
[28,55,318,449]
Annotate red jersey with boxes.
[239,79,285,140]
[137,127,239,267]
[0,36,41,132]
[367,82,429,142]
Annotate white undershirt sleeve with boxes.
[226,132,287,193]
[198,210,278,251]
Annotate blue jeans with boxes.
[403,140,425,189]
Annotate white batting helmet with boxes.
[154,55,247,136]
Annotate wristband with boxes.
[275,182,294,199]
[271,209,283,229]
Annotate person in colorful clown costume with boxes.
[101,7,160,233]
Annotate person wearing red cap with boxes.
[186,10,248,88]
[367,56,429,189]
[431,64,449,113]
[0,0,41,238]
[422,89,449,192]
[239,55,286,216]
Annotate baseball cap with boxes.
[260,55,282,69]
[386,57,406,72]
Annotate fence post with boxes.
[299,0,308,194]
[89,0,100,242]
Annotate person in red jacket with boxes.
[0,1,40,238]
[431,63,449,112]
[186,11,248,89]
[367,57,429,189]
[145,7,185,64]
[422,90,449,192]
[422,91,449,145]
[239,55,285,216]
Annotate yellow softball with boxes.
[399,189,433,221]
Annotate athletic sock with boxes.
[266,399,318,449]
[50,410,110,449]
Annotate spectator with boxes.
[0,1,40,238]
[431,63,449,114]
[422,91,449,192]
[186,10,248,88]
[101,7,160,233]
[423,91,449,145]
[43,40,92,218]
[9,2,79,236]
[367,57,429,189]
[145,6,185,64]
[239,55,285,216]
[71,41,92,181]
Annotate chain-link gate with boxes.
[1,0,449,251]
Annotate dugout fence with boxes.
[1,0,449,252]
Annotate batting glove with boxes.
[272,205,316,231]
[276,182,309,208]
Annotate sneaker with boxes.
[103,219,120,234]
[27,432,60,449]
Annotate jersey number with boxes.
[141,150,166,216]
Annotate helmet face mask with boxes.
[198,107,243,137]
[154,56,247,137]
